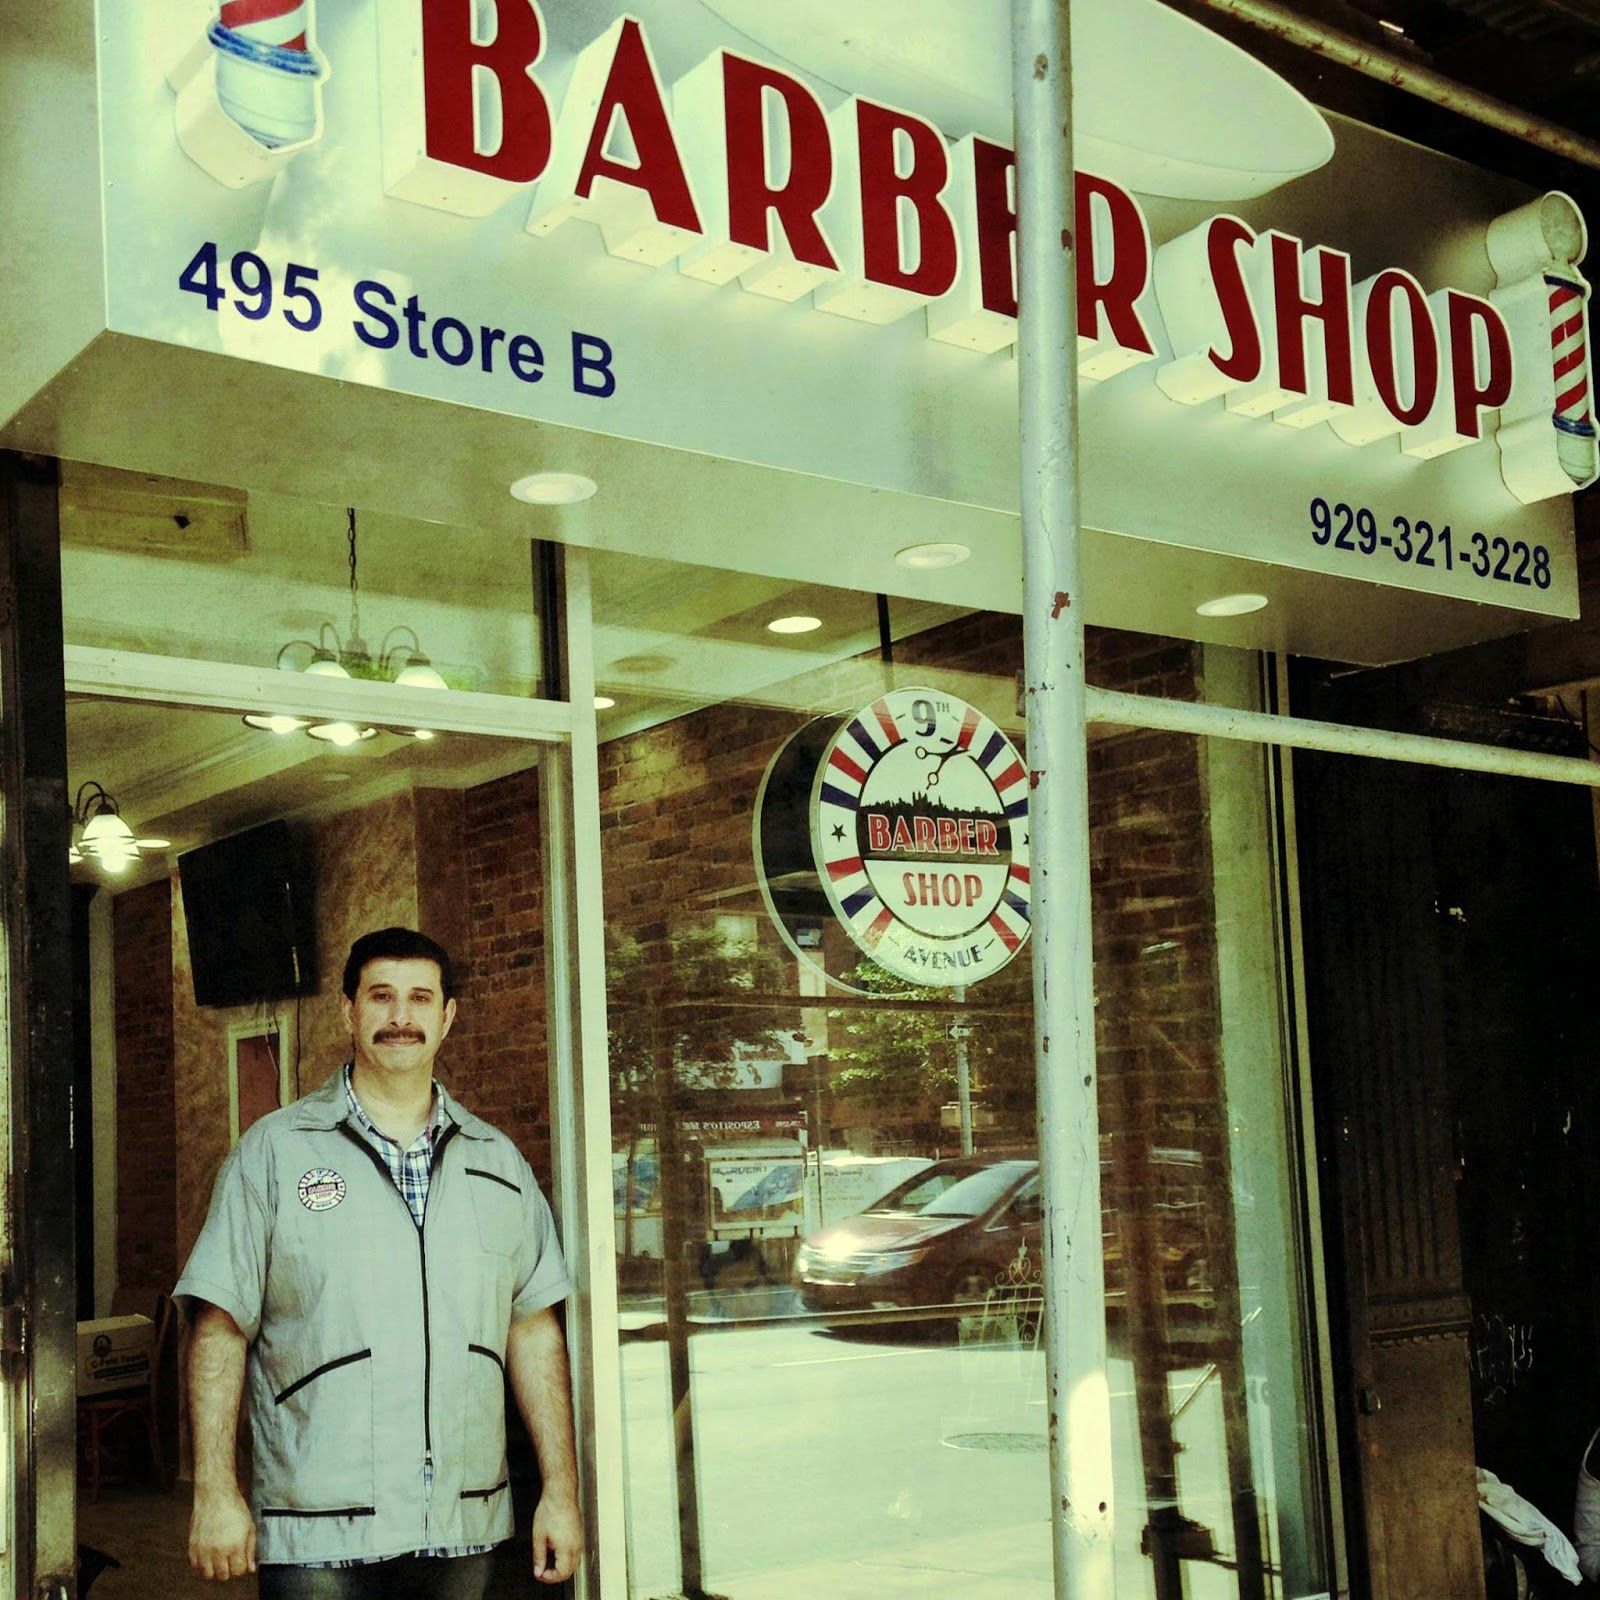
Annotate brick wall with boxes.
[116,779,563,1281]
[112,881,179,1293]
[453,763,552,1180]
[587,615,1219,1044]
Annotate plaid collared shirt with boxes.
[304,1065,497,1571]
[343,1061,449,1228]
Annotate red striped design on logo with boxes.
[220,0,309,49]
[1559,380,1590,415]
[870,700,901,747]
[1009,863,1031,885]
[828,748,868,786]
[956,705,980,751]
[862,907,895,947]
[988,913,1021,953]
[1553,312,1585,347]
[1548,277,1591,424]
[991,759,1025,793]
[826,856,864,881]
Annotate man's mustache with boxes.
[373,1029,426,1044]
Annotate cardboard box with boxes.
[76,1314,153,1397]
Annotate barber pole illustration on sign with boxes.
[170,0,329,185]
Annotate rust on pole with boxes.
[1010,2,1116,1595]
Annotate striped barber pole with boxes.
[205,0,325,149]
[1548,273,1596,442]
[1545,271,1598,485]
[812,688,1032,986]
[219,0,310,52]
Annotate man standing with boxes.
[177,927,582,1596]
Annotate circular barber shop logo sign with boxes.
[812,688,1031,986]
[297,1168,346,1212]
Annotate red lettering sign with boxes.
[420,0,551,184]
[855,100,957,299]
[723,55,838,270]
[573,18,700,233]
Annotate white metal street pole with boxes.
[953,983,974,1156]
[1012,1,1117,1596]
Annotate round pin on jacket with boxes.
[297,1167,346,1211]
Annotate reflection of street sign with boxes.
[947,1024,973,1040]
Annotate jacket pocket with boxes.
[465,1166,523,1259]
[461,1341,511,1510]
[260,1347,375,1517]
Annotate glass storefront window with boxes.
[591,548,1329,1598]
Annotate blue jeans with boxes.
[257,1553,494,1600]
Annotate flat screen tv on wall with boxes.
[178,820,318,1008]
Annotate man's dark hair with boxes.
[342,928,456,1001]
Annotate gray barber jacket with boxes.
[175,1070,573,1565]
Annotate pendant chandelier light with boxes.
[243,507,448,745]
[69,781,170,876]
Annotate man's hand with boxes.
[531,1490,583,1585]
[188,1482,257,1581]
[507,1308,583,1585]
[187,1302,255,1581]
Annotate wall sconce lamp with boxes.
[70,781,170,876]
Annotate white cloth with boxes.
[1576,1428,1600,1584]
[1476,1466,1582,1585]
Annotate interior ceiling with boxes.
[65,699,539,892]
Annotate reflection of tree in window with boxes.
[825,961,1035,1147]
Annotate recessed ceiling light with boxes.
[509,472,598,505]
[1195,592,1269,618]
[895,542,971,570]
[767,614,823,634]
[593,695,617,710]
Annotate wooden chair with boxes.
[77,1291,174,1501]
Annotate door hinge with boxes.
[0,1303,27,1357]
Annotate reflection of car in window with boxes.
[793,1158,1040,1315]
[793,1153,1214,1324]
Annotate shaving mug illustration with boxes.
[170,0,330,187]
